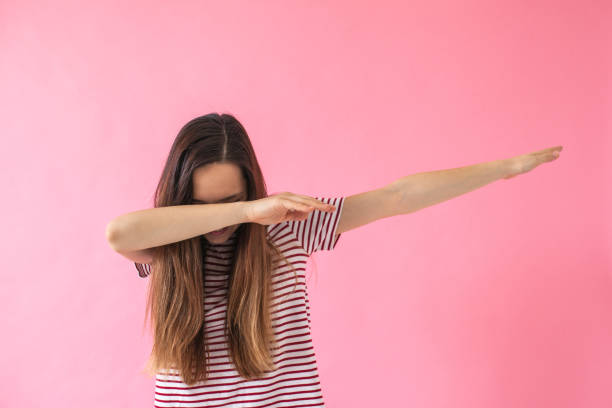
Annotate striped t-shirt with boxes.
[134,196,346,408]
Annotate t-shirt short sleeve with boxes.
[134,262,152,278]
[288,196,345,255]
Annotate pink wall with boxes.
[1,1,610,407]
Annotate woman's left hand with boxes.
[504,145,563,179]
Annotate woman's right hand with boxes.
[244,192,336,225]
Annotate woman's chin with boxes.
[205,236,225,244]
[205,226,232,242]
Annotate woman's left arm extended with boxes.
[335,145,563,236]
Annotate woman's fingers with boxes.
[272,192,336,215]
[283,199,313,212]
[287,194,336,212]
[537,148,561,163]
[533,145,563,159]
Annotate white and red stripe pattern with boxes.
[135,261,152,278]
[134,196,345,407]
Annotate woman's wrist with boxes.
[237,200,254,223]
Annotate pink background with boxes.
[1,1,610,407]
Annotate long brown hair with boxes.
[141,113,297,385]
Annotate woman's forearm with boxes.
[105,201,250,252]
[387,157,513,215]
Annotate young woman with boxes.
[106,113,562,407]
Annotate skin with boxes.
[336,145,564,236]
[192,161,248,244]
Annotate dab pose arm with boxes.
[335,146,563,236]
[106,192,335,263]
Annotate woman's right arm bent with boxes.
[105,193,335,263]
[105,201,249,255]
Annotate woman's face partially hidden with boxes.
[191,161,248,244]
